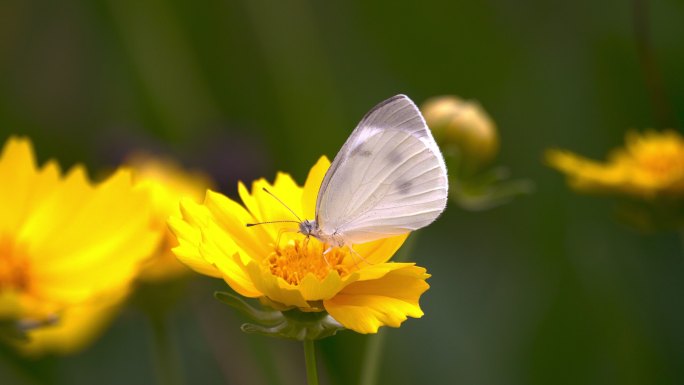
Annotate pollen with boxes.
[0,238,30,291]
[266,239,352,285]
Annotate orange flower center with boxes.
[635,151,684,182]
[0,238,30,291]
[266,239,352,285]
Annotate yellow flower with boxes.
[127,153,214,282]
[547,130,684,198]
[169,157,430,334]
[0,137,159,354]
[18,289,127,355]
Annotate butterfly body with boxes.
[303,94,449,249]
[298,219,344,247]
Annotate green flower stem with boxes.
[304,339,320,385]
[359,328,387,385]
[149,314,184,385]
[359,233,419,385]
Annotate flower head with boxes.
[422,95,499,169]
[0,137,159,354]
[547,130,684,198]
[127,153,214,282]
[169,157,430,334]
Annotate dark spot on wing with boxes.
[350,145,372,157]
[387,150,403,164]
[396,180,413,195]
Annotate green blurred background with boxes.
[1,0,683,384]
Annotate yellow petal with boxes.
[32,170,155,271]
[238,180,283,243]
[301,156,330,219]
[169,215,222,278]
[238,180,267,223]
[243,260,309,308]
[272,172,305,217]
[18,165,91,250]
[199,222,261,297]
[204,190,270,261]
[126,153,214,282]
[324,265,430,334]
[353,233,408,264]
[343,262,419,284]
[251,176,305,240]
[297,270,343,301]
[29,169,159,304]
[0,137,38,233]
[170,195,262,296]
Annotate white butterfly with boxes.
[297,94,449,248]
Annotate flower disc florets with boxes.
[267,239,352,286]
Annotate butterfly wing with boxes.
[315,94,448,245]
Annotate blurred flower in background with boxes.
[422,95,532,211]
[127,153,214,282]
[169,157,430,337]
[422,95,499,171]
[0,137,160,355]
[547,130,684,198]
[547,129,684,231]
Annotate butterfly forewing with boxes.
[315,95,448,245]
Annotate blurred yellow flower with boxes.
[19,290,127,355]
[0,137,159,355]
[422,95,499,168]
[169,157,430,334]
[127,153,214,282]
[547,130,684,198]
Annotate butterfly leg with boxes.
[346,245,373,267]
[274,227,297,251]
[323,232,344,257]
[322,245,333,266]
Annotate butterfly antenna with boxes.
[260,187,303,222]
[246,220,300,227]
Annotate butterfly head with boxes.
[298,219,317,237]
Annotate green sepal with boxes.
[214,291,344,341]
[214,291,282,325]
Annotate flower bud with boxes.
[421,95,499,169]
